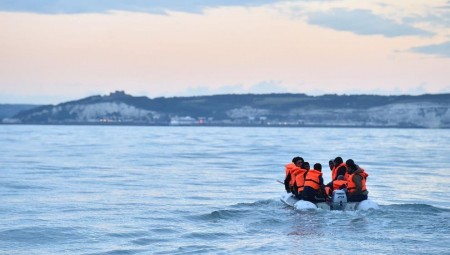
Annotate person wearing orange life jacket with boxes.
[325,174,348,196]
[284,156,304,193]
[325,157,347,194]
[293,162,309,199]
[345,159,369,202]
[332,175,348,191]
[302,163,327,203]
[331,156,348,181]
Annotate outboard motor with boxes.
[330,190,347,210]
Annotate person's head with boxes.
[337,175,345,180]
[292,156,304,167]
[346,163,358,174]
[346,159,355,168]
[314,163,322,172]
[302,161,310,170]
[334,157,343,165]
[328,160,335,170]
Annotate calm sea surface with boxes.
[1,125,449,254]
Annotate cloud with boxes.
[178,84,245,97]
[0,0,276,14]
[247,81,287,94]
[307,8,434,37]
[402,1,450,29]
[178,81,287,96]
[410,41,450,58]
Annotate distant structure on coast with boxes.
[2,91,450,128]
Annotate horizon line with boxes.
[2,90,450,106]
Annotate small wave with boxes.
[106,231,148,238]
[231,199,278,208]
[150,227,180,235]
[191,199,280,221]
[1,182,51,191]
[157,244,223,255]
[181,231,232,240]
[201,209,250,221]
[0,226,84,244]
[131,237,167,246]
[186,199,279,222]
[288,230,325,237]
[86,248,146,255]
[184,195,214,201]
[384,203,449,212]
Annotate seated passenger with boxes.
[292,162,310,199]
[300,161,310,172]
[332,156,348,181]
[332,175,348,191]
[302,163,327,203]
[284,157,303,193]
[326,174,347,196]
[346,159,369,202]
[325,158,339,194]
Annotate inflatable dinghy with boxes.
[280,190,379,211]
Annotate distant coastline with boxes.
[2,91,450,128]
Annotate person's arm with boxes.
[352,175,363,194]
[319,176,328,198]
[293,182,299,196]
[284,174,291,193]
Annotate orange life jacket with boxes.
[347,168,368,194]
[285,163,295,176]
[332,179,347,191]
[294,169,308,193]
[285,163,301,188]
[332,162,348,181]
[304,169,322,191]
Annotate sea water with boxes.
[0,125,449,254]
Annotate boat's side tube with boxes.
[294,200,318,210]
[356,199,380,210]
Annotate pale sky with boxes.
[0,0,449,104]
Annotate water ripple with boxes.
[1,126,449,255]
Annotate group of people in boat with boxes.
[284,156,369,203]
